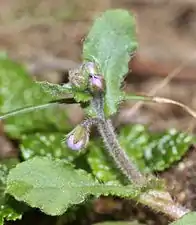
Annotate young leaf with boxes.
[6,157,141,216]
[73,91,92,103]
[170,212,196,225]
[0,58,71,137]
[83,9,138,116]
[36,81,72,98]
[20,132,79,162]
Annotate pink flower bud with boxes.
[66,125,89,151]
[90,74,105,92]
[67,135,84,150]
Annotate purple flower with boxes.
[66,125,89,151]
[67,135,84,151]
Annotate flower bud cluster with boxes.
[68,62,105,93]
[66,61,105,151]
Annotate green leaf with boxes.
[119,125,194,172]
[87,124,194,184]
[0,58,71,137]
[94,221,145,225]
[83,9,138,116]
[73,91,92,103]
[170,212,196,225]
[0,159,23,225]
[6,157,140,216]
[20,132,79,162]
[37,81,72,98]
[87,141,122,185]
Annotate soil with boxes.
[2,1,196,225]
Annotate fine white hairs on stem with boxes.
[92,93,190,220]
[92,93,145,185]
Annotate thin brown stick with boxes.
[152,96,196,119]
[128,55,196,118]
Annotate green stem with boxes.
[0,98,76,120]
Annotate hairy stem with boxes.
[92,93,145,185]
[92,93,190,220]
[137,190,190,220]
[98,119,145,184]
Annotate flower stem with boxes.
[98,119,145,185]
[92,93,145,185]
[92,93,190,220]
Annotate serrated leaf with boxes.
[73,91,92,103]
[20,132,79,162]
[83,9,138,116]
[6,157,141,216]
[170,212,196,225]
[94,221,145,225]
[0,159,23,225]
[0,58,71,137]
[37,81,72,98]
